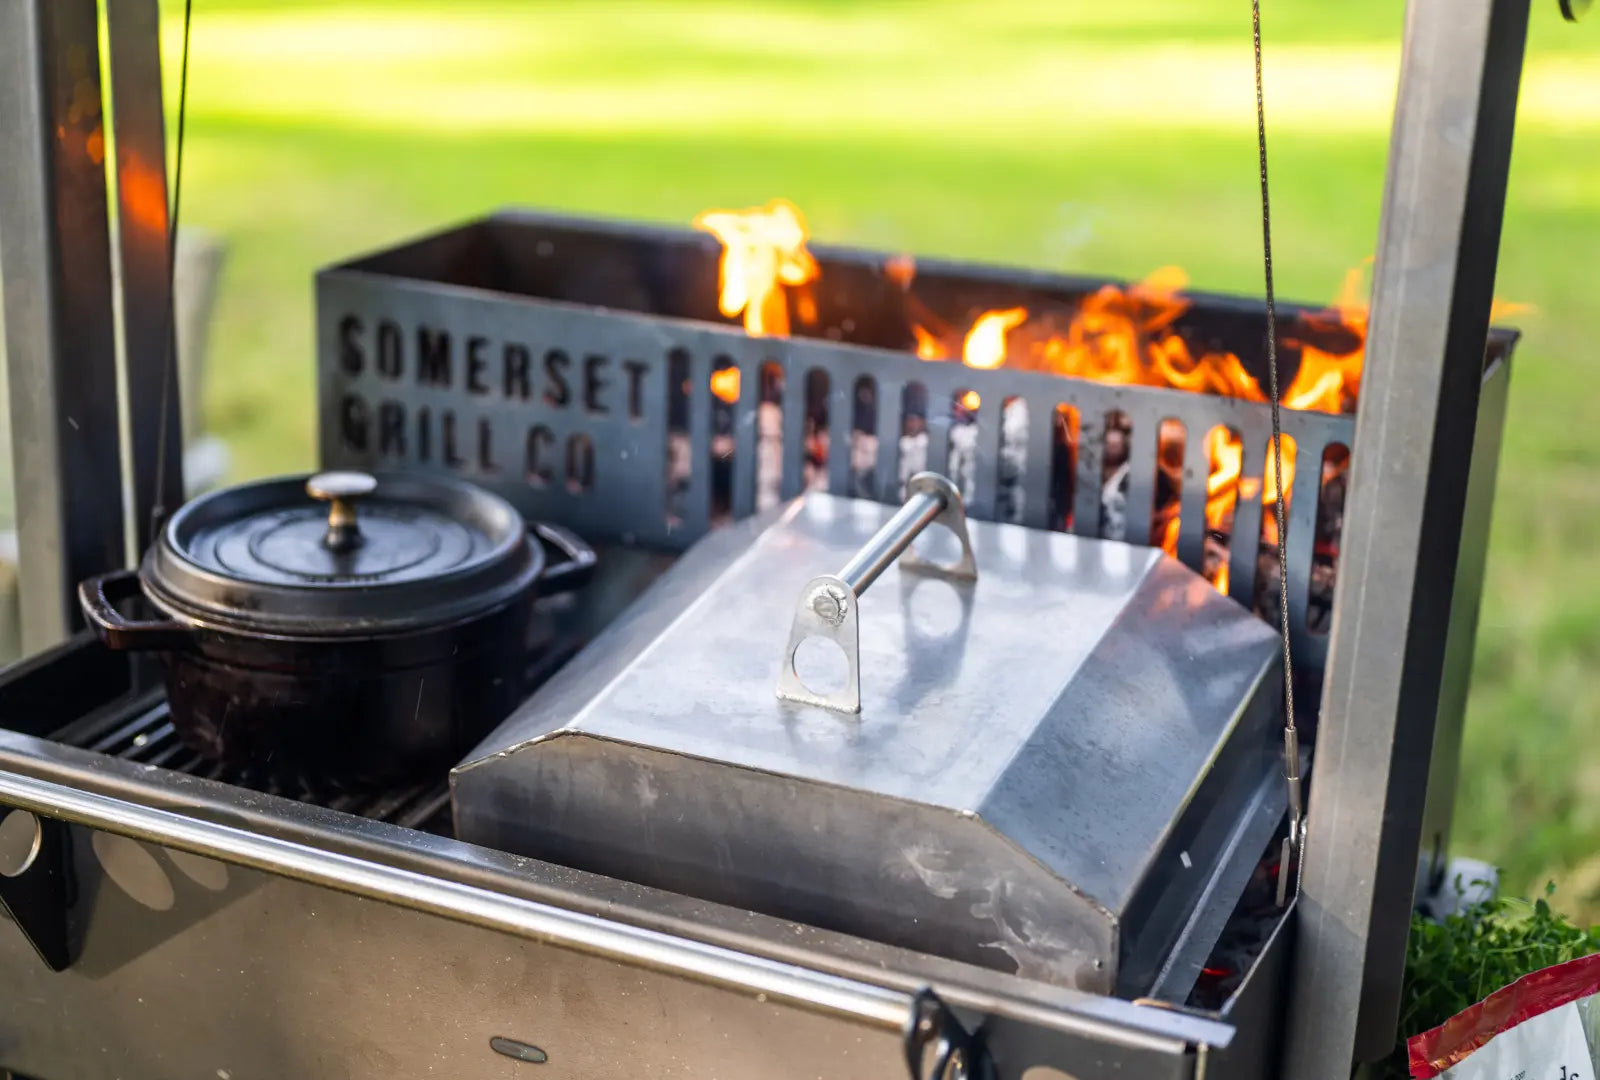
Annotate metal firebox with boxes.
[316,208,1375,679]
[0,0,1546,1076]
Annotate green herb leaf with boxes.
[1377,881,1600,1080]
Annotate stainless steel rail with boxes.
[1286,0,1532,1071]
[0,767,912,1030]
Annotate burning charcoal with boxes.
[667,432,692,522]
[1100,460,1130,542]
[898,431,929,498]
[1150,420,1186,551]
[710,433,736,526]
[756,401,783,511]
[1308,555,1337,633]
[1318,473,1344,544]
[1050,412,1078,531]
[1097,412,1133,541]
[1186,840,1292,1011]
[996,398,1029,524]
[1203,532,1231,586]
[803,425,829,492]
[850,432,878,499]
[1252,545,1282,622]
[1102,413,1132,472]
[947,421,979,503]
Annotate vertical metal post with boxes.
[105,0,183,555]
[0,0,129,653]
[1282,0,1530,1073]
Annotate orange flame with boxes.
[695,200,1531,598]
[913,324,947,361]
[711,367,741,405]
[962,308,1027,370]
[1204,429,1244,594]
[693,199,819,337]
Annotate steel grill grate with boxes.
[47,694,452,833]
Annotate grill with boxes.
[49,694,454,834]
[0,214,1517,1079]
[0,1,1541,1076]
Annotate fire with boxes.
[711,367,741,405]
[912,324,946,361]
[1205,428,1244,594]
[962,308,1028,370]
[694,199,1528,600]
[1260,434,1297,549]
[1281,264,1368,414]
[693,199,819,337]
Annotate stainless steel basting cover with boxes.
[452,480,1284,997]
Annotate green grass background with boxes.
[161,2,1599,913]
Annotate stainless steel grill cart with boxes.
[0,0,1556,1075]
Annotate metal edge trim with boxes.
[0,765,909,1030]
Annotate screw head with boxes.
[810,583,850,625]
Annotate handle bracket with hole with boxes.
[776,473,977,714]
[0,808,75,971]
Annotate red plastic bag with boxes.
[1409,952,1600,1077]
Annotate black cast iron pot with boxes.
[78,470,595,789]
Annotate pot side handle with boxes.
[78,571,193,652]
[530,522,598,597]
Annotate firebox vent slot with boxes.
[1049,403,1080,533]
[998,396,1027,525]
[896,381,929,500]
[666,348,691,528]
[1152,418,1185,553]
[709,356,737,526]
[752,360,784,514]
[850,376,877,500]
[1309,443,1350,635]
[785,368,828,499]
[1250,433,1298,625]
[1096,410,1134,542]
[948,389,979,506]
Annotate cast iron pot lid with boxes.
[142,471,541,636]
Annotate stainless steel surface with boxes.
[1416,356,1511,907]
[0,828,906,1079]
[0,0,129,651]
[0,810,41,877]
[105,0,184,557]
[777,471,977,713]
[0,765,912,1029]
[316,210,1361,678]
[0,689,1242,1080]
[1286,0,1531,1071]
[837,473,976,593]
[1202,899,1296,1078]
[454,493,1284,997]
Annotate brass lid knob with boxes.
[306,471,377,552]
